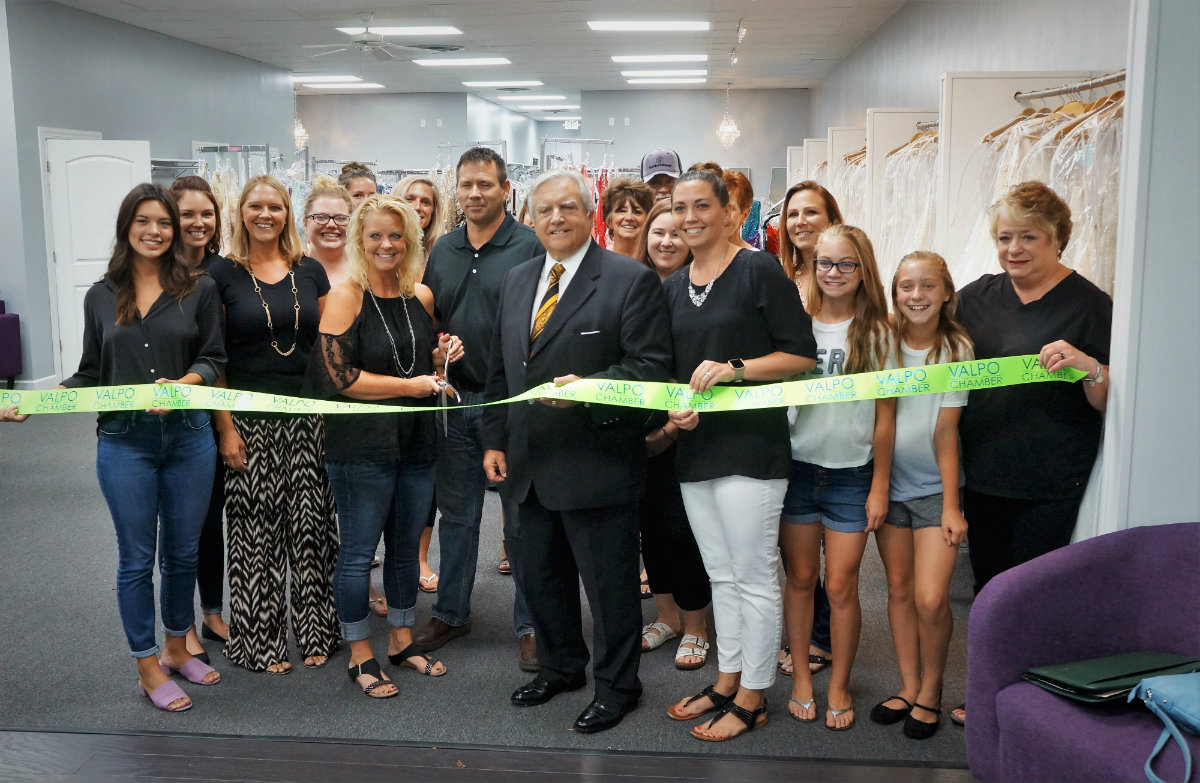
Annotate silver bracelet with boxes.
[1085,361,1104,385]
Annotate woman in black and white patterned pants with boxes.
[208,175,340,674]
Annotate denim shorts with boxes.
[885,492,945,530]
[782,459,873,533]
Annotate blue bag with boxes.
[1129,671,1200,783]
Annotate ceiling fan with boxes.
[303,12,464,61]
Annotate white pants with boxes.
[680,475,785,690]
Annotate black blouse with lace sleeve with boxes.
[308,291,436,464]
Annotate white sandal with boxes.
[640,622,677,652]
[675,634,710,670]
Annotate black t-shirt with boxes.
[664,249,817,482]
[958,271,1112,500]
[309,291,436,464]
[424,215,543,390]
[208,255,330,396]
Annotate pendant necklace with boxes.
[367,286,416,377]
[246,260,300,357]
[689,247,736,308]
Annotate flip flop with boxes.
[826,703,856,731]
[497,557,512,575]
[419,573,439,593]
[691,699,769,742]
[137,679,192,712]
[163,657,220,686]
[368,596,388,617]
[789,696,818,723]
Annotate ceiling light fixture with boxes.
[729,49,738,65]
[542,116,581,121]
[736,18,748,43]
[626,78,707,85]
[413,57,511,67]
[335,26,462,36]
[588,20,710,32]
[463,80,543,87]
[611,54,708,63]
[620,69,707,77]
[292,75,361,83]
[303,82,387,89]
[717,82,741,150]
[497,95,566,101]
[518,104,580,110]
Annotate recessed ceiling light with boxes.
[626,78,707,85]
[588,20,710,32]
[611,54,708,63]
[620,70,707,77]
[497,95,566,101]
[292,75,361,83]
[413,57,511,67]
[336,26,462,36]
[463,80,543,87]
[303,82,387,89]
[519,105,580,110]
[543,116,581,121]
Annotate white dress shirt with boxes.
[529,238,591,333]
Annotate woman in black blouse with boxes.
[3,183,226,711]
[169,176,229,663]
[208,175,339,674]
[310,194,462,697]
[662,170,817,741]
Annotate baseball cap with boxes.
[641,149,682,182]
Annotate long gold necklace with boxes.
[245,260,300,357]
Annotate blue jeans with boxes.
[327,458,435,640]
[95,410,216,658]
[435,389,533,637]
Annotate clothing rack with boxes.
[1014,69,1126,102]
[194,144,270,181]
[312,158,378,171]
[539,136,614,168]
[915,119,939,132]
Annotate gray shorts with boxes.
[885,493,946,530]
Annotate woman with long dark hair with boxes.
[3,183,226,710]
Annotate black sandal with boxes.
[667,684,733,721]
[348,658,397,699]
[388,643,445,677]
[904,702,942,740]
[870,695,913,725]
[691,698,769,742]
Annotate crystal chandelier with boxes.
[294,118,310,150]
[716,82,740,150]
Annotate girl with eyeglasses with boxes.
[302,176,354,288]
[781,224,895,731]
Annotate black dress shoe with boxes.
[511,676,585,707]
[573,699,637,733]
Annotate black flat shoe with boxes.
[573,699,637,733]
[200,624,227,643]
[903,702,942,740]
[869,695,913,725]
[192,650,211,665]
[510,675,586,707]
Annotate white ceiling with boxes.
[51,0,907,117]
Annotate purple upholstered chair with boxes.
[0,296,21,389]
[966,521,1200,782]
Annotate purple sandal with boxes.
[137,679,192,712]
[164,657,220,686]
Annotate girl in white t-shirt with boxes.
[868,251,972,741]
[782,224,895,730]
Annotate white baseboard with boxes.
[7,374,57,390]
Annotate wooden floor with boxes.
[0,729,976,782]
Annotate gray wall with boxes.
[297,92,467,172]
[5,0,293,382]
[809,0,1131,136]
[579,88,810,197]
[466,94,539,166]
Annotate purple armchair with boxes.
[966,521,1200,782]
[0,297,21,388]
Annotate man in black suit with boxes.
[483,170,672,733]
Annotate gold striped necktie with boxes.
[530,262,565,345]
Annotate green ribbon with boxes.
[1,355,1085,417]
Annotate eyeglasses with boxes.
[815,258,861,274]
[306,213,350,226]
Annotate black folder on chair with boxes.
[1022,651,1200,703]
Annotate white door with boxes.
[46,140,151,378]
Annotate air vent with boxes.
[411,44,465,53]
[496,87,530,92]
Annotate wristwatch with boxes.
[729,358,745,383]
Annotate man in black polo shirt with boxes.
[415,148,543,667]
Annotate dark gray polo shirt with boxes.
[424,213,542,390]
